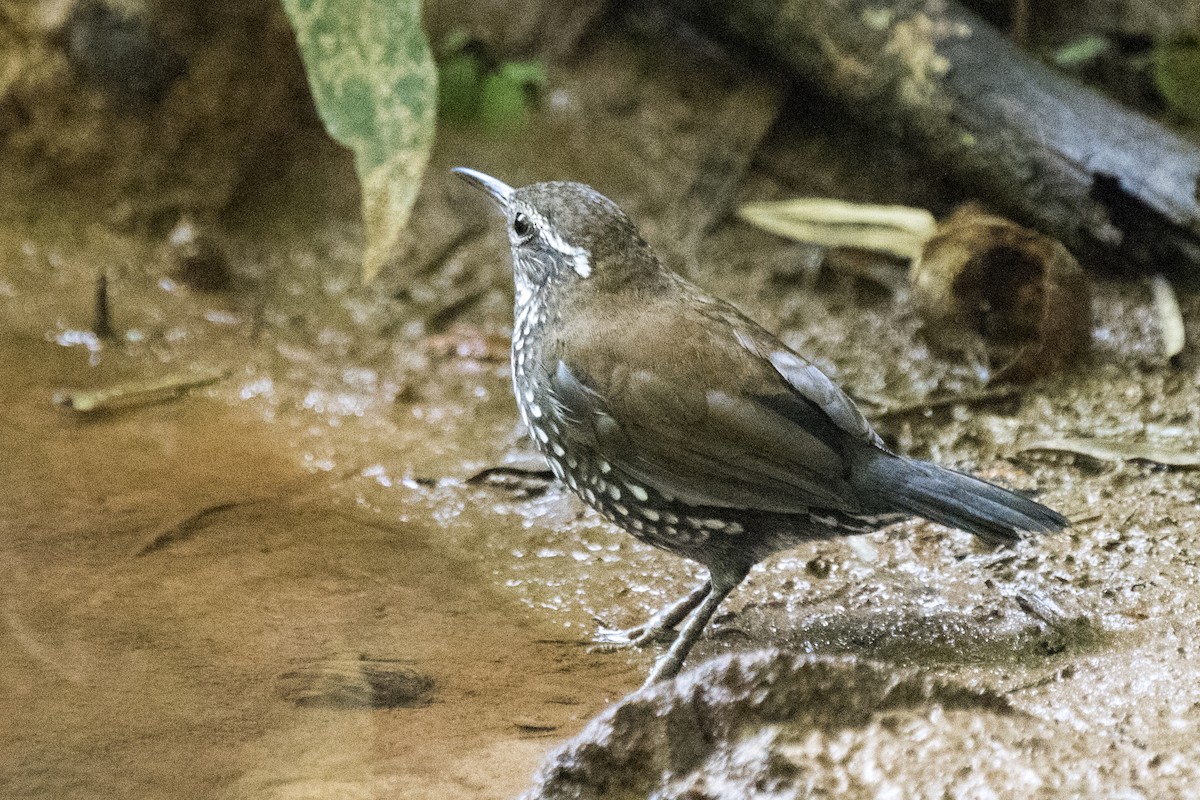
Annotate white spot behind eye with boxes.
[527,209,591,278]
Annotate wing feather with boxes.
[548,360,861,513]
[543,289,887,515]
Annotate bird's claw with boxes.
[589,623,674,652]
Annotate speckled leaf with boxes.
[282,0,436,283]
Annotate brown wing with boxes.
[545,294,883,514]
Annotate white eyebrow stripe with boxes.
[527,209,592,278]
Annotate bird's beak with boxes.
[451,167,514,209]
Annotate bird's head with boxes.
[452,168,664,304]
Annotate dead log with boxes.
[672,0,1200,282]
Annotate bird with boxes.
[452,167,1068,687]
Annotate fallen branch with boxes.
[673,0,1200,281]
[54,367,228,413]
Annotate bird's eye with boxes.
[512,212,533,239]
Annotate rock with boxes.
[277,658,435,710]
[64,0,186,109]
[522,650,1161,799]
[167,215,231,292]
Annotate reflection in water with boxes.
[0,334,638,800]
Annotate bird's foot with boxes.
[590,622,676,652]
[589,580,713,653]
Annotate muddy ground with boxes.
[3,4,1200,799]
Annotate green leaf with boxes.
[1052,36,1109,68]
[1152,38,1200,122]
[478,73,529,132]
[282,0,437,283]
[438,52,483,124]
[437,28,472,59]
[477,62,547,133]
[496,61,548,87]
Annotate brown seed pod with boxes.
[909,205,1092,382]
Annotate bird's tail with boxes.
[852,452,1068,546]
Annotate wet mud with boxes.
[3,5,1200,799]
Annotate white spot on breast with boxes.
[641,508,660,522]
[530,404,542,418]
[551,442,566,457]
[599,461,611,474]
[627,484,648,502]
[612,503,628,516]
[607,485,621,501]
[534,426,549,443]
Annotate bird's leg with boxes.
[642,574,741,688]
[593,580,711,649]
